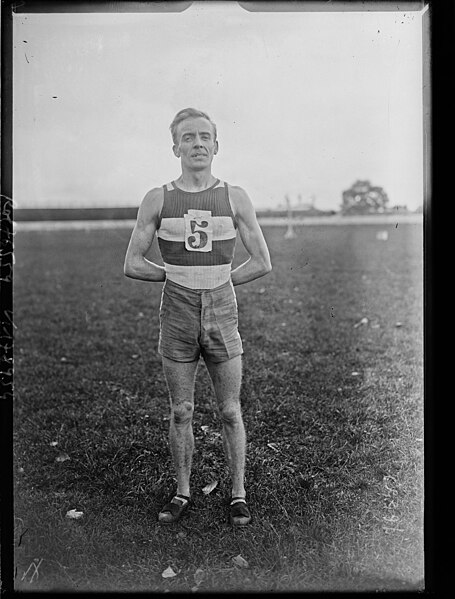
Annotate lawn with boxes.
[12,222,424,592]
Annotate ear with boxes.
[214,140,219,155]
[172,144,180,158]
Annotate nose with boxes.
[193,134,204,147]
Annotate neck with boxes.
[176,170,217,192]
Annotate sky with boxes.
[13,1,426,211]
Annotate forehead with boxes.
[177,117,215,138]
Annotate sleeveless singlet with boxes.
[156,179,237,289]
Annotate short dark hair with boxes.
[170,108,217,145]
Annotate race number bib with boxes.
[184,210,213,252]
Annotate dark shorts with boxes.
[158,278,243,363]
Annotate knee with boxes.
[220,404,242,427]
[172,401,194,426]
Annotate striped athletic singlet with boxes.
[157,179,237,289]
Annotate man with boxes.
[124,108,271,527]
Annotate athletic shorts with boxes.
[158,278,243,363]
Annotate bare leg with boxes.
[205,355,246,499]
[162,356,199,498]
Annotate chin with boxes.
[192,161,211,169]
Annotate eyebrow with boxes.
[181,130,212,137]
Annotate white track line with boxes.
[13,213,422,232]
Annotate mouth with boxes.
[192,153,207,158]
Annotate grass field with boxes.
[13,222,424,592]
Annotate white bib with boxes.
[184,210,213,252]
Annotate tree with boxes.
[341,180,389,215]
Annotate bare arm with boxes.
[123,187,166,282]
[229,185,272,286]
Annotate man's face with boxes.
[173,117,218,171]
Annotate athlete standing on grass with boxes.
[124,108,271,526]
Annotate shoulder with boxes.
[142,186,164,206]
[227,184,253,213]
[227,184,255,219]
[227,184,249,202]
[137,186,164,225]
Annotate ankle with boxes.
[231,491,246,500]
[177,490,190,499]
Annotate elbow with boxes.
[124,249,142,278]
[123,259,135,278]
[262,258,272,275]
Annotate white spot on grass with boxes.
[232,554,249,568]
[202,480,218,495]
[162,565,177,578]
[66,509,83,520]
[55,453,70,462]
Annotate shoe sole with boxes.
[229,516,251,527]
[158,505,189,524]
